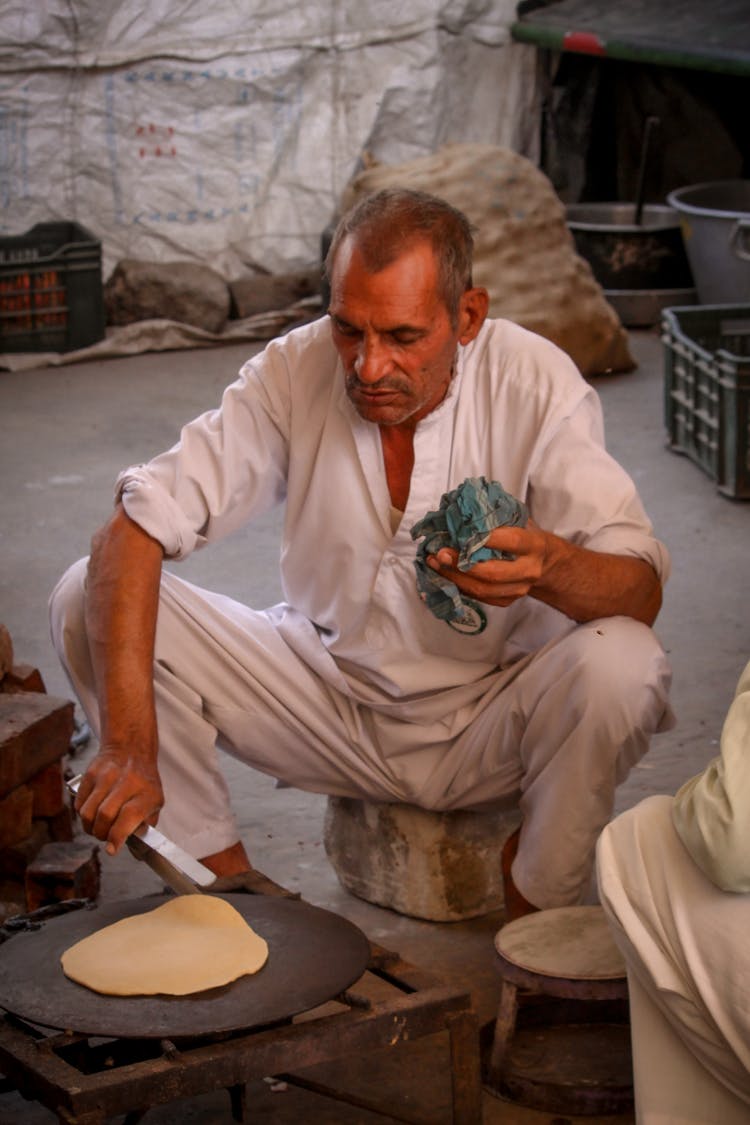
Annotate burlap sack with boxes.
[341,144,634,376]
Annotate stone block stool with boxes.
[483,905,632,1115]
[323,797,520,921]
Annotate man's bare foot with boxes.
[501,826,541,923]
[200,840,252,877]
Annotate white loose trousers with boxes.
[51,558,672,910]
[597,796,750,1123]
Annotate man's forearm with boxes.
[85,503,164,765]
[431,523,664,627]
[532,531,662,626]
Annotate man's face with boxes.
[328,236,463,427]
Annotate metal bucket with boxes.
[666,180,750,304]
[566,202,694,290]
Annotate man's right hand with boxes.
[81,503,167,855]
[74,752,164,855]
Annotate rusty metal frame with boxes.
[0,942,482,1125]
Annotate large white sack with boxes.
[0,1,539,279]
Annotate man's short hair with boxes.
[325,188,475,324]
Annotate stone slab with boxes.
[324,797,521,922]
[104,258,230,333]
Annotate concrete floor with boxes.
[0,325,748,1124]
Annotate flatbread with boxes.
[60,895,269,996]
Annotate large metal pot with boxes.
[566,202,694,291]
[667,180,750,304]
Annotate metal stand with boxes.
[0,874,482,1124]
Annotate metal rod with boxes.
[276,1071,440,1125]
[634,116,660,226]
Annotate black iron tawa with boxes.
[0,893,371,1039]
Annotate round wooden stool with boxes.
[483,905,633,1116]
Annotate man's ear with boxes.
[457,286,489,345]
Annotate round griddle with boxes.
[0,894,370,1039]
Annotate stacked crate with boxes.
[663,305,750,499]
[0,222,105,353]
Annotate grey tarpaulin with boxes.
[410,475,528,635]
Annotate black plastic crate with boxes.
[0,222,105,353]
[662,304,750,499]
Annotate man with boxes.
[597,659,750,1122]
[50,188,673,917]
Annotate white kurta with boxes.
[51,315,674,906]
[116,315,669,699]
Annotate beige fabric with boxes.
[672,659,750,892]
[340,143,634,377]
[61,895,269,996]
[627,970,750,1125]
[597,796,750,1120]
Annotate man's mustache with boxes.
[345,374,411,395]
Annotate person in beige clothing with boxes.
[50,188,673,917]
[597,659,750,1122]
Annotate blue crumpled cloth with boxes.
[409,476,528,634]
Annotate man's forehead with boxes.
[332,231,438,279]
[329,235,445,321]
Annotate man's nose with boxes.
[354,335,393,383]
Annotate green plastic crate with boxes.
[662,305,750,499]
[0,222,105,353]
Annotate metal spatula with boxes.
[67,774,216,895]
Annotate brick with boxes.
[47,804,76,842]
[0,819,51,880]
[30,760,65,817]
[0,785,34,849]
[0,693,74,796]
[1,663,47,694]
[0,624,12,678]
[25,839,101,911]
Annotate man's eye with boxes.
[391,332,419,346]
[334,321,359,337]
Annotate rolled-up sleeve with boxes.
[116,464,206,559]
[114,338,295,560]
[672,660,750,891]
[528,389,671,586]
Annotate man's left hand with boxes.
[426,523,547,607]
[426,521,663,626]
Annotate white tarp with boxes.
[0,1,540,279]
